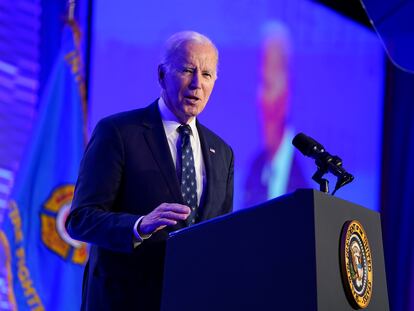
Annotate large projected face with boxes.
[159,42,218,124]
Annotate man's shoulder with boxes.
[95,101,159,131]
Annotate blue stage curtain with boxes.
[381,62,414,311]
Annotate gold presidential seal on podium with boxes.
[340,220,373,309]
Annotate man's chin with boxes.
[174,110,197,124]
[184,107,199,118]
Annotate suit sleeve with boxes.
[66,118,139,253]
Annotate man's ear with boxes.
[158,65,166,88]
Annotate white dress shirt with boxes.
[133,97,206,245]
[158,96,206,204]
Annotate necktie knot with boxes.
[177,124,192,137]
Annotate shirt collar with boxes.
[158,96,197,136]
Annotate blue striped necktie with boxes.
[177,124,198,225]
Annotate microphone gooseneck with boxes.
[292,133,354,195]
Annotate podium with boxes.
[161,189,389,310]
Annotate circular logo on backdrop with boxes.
[340,220,373,309]
[40,185,88,265]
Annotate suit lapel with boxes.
[142,101,183,204]
[197,121,214,220]
[140,103,217,222]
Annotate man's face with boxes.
[160,42,218,124]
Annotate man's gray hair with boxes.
[160,31,219,73]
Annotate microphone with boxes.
[292,133,325,157]
[292,133,354,194]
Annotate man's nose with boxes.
[189,71,201,89]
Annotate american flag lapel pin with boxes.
[209,147,216,154]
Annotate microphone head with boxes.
[292,133,325,157]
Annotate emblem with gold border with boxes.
[340,220,373,309]
[40,185,88,264]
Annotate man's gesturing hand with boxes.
[138,203,191,236]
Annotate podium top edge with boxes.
[168,188,379,239]
[168,188,312,239]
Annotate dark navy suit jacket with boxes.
[66,101,234,310]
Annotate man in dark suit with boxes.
[66,31,234,310]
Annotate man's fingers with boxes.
[159,211,189,221]
[158,203,191,215]
[139,217,177,235]
[154,218,177,227]
[139,203,192,235]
